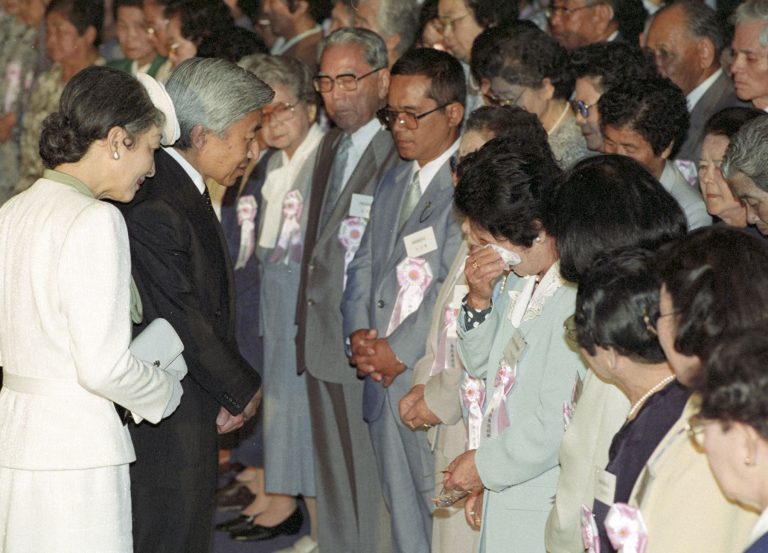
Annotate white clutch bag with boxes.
[130,317,187,380]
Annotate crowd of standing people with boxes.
[4,0,768,553]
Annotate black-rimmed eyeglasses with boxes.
[376,104,450,130]
[312,67,385,93]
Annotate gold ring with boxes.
[422,424,431,429]
[469,510,476,516]
[471,260,479,270]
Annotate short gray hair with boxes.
[166,57,274,149]
[657,0,725,55]
[722,114,768,191]
[320,27,388,70]
[354,0,419,58]
[732,0,768,48]
[239,54,317,107]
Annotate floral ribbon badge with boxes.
[234,195,257,269]
[385,257,433,335]
[269,189,304,264]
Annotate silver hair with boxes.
[354,0,419,58]
[732,0,768,48]
[320,27,388,69]
[722,114,768,191]
[239,54,317,106]
[166,57,274,150]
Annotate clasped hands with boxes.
[216,386,262,434]
[399,384,442,429]
[349,328,405,388]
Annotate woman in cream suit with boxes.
[443,136,587,553]
[0,66,183,552]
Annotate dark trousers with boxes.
[131,482,215,553]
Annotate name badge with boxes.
[594,468,617,506]
[404,226,438,258]
[502,328,526,365]
[349,193,373,219]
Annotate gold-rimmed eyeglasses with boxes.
[261,102,297,125]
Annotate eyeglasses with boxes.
[569,99,594,119]
[434,12,470,33]
[483,90,524,108]
[376,103,450,130]
[312,66,385,93]
[261,102,297,124]
[546,3,601,17]
[643,308,677,337]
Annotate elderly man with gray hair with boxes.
[646,0,748,163]
[296,27,399,553]
[723,113,768,234]
[120,57,273,553]
[352,0,420,67]
[730,0,768,111]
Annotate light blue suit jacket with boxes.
[341,158,464,422]
[457,264,587,553]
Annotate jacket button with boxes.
[308,263,316,271]
[308,299,315,306]
[215,309,222,317]
[377,300,385,308]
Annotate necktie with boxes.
[398,170,421,230]
[320,134,352,229]
[203,186,215,216]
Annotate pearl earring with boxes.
[535,236,542,243]
[113,151,119,160]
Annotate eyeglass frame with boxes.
[312,66,385,93]
[642,306,677,337]
[546,2,603,17]
[483,90,525,108]
[261,102,298,125]
[434,12,470,33]
[569,99,594,119]
[687,413,712,451]
[376,103,451,130]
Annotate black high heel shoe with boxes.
[229,508,304,542]
[215,514,255,532]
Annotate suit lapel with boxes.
[386,161,453,274]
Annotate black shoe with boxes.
[230,509,304,542]
[216,486,256,512]
[215,514,255,532]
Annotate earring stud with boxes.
[113,151,119,160]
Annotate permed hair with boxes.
[598,77,690,158]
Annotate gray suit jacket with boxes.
[341,159,464,422]
[677,70,749,162]
[296,126,400,384]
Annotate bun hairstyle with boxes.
[39,66,164,168]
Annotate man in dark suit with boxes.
[548,0,646,49]
[295,28,399,553]
[342,48,465,553]
[120,57,273,553]
[646,0,749,164]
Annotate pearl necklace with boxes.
[627,374,676,421]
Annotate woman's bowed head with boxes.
[39,65,165,202]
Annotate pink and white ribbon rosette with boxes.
[581,505,601,553]
[338,216,367,290]
[485,359,517,436]
[234,195,257,270]
[461,376,486,450]
[605,503,648,553]
[430,306,460,376]
[269,189,304,264]
[385,257,433,335]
